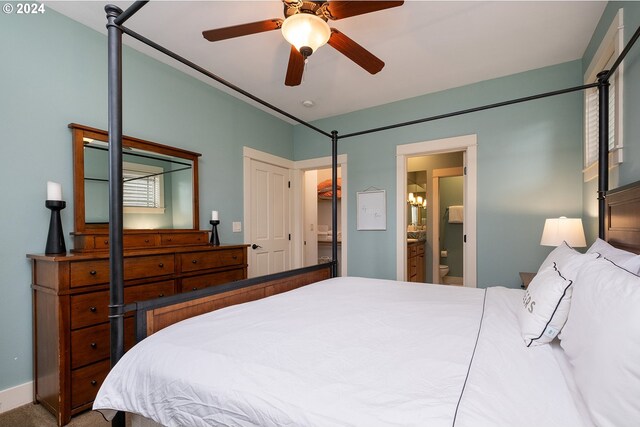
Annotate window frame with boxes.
[583,8,624,182]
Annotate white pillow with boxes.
[587,237,640,274]
[518,266,573,346]
[560,258,640,427]
[518,243,599,347]
[537,241,598,280]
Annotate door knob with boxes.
[251,244,262,250]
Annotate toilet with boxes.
[439,265,449,280]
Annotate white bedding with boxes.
[94,277,587,427]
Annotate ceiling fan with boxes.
[202,1,404,86]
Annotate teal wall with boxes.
[294,61,585,286]
[582,2,640,242]
[0,9,292,391]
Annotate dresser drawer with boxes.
[94,234,157,250]
[71,323,109,369]
[71,281,176,330]
[70,260,110,287]
[180,268,245,292]
[123,254,175,281]
[70,254,174,288]
[71,360,110,409]
[417,244,425,255]
[161,232,207,246]
[180,249,244,273]
[71,317,138,368]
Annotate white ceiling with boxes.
[46,1,606,123]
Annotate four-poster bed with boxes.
[82,1,640,426]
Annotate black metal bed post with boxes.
[331,130,339,277]
[106,5,125,427]
[597,71,610,239]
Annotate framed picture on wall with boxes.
[357,190,386,230]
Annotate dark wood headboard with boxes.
[605,180,640,254]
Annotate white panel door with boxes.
[249,159,290,277]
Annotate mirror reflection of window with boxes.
[82,140,194,229]
[123,162,165,213]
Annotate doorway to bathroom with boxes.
[406,154,464,285]
[395,135,477,287]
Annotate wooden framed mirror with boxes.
[69,123,205,252]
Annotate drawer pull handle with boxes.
[167,238,172,242]
[89,306,97,312]
[89,270,97,276]
[158,263,164,268]
[192,287,198,291]
[91,380,97,386]
[145,239,150,243]
[232,255,238,260]
[158,293,165,297]
[192,259,198,264]
[90,342,97,349]
[104,240,109,245]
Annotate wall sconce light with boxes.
[407,193,427,207]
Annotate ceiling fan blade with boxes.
[202,19,283,42]
[326,1,403,20]
[327,29,384,74]
[285,46,305,86]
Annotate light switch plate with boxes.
[232,221,242,232]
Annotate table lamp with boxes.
[540,216,586,247]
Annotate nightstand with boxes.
[519,272,536,289]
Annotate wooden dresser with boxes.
[28,242,248,426]
[407,241,425,283]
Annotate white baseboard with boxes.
[0,381,33,414]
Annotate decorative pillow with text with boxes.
[519,265,572,346]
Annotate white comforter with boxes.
[94,277,586,427]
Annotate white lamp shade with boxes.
[281,13,331,54]
[540,217,587,247]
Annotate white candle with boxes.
[211,210,219,221]
[47,181,62,201]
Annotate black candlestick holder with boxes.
[209,220,220,246]
[45,200,67,254]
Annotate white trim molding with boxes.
[0,381,32,414]
[583,8,624,180]
[396,134,477,287]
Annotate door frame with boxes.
[293,154,348,276]
[396,135,477,287]
[243,147,294,278]
[243,147,348,277]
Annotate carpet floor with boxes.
[0,404,112,427]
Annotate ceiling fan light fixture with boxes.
[281,13,331,57]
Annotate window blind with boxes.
[123,169,161,208]
[584,77,616,167]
